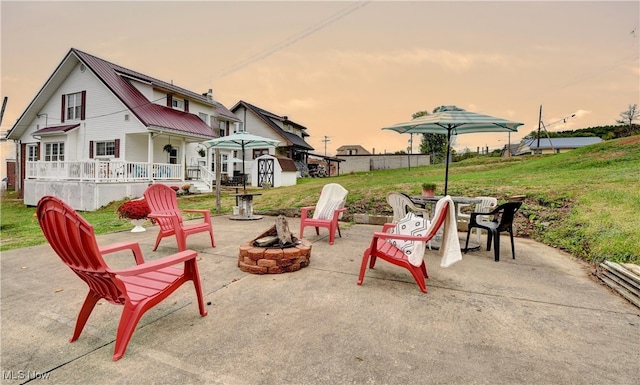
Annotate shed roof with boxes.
[273,155,298,172]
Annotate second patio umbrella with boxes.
[382,105,524,195]
[203,131,280,192]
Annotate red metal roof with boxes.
[32,124,80,135]
[73,49,224,139]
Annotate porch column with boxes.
[181,138,186,180]
[148,133,153,179]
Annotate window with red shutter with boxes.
[81,90,86,120]
[61,95,66,123]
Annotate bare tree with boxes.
[616,104,639,136]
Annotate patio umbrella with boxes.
[203,131,280,192]
[382,105,523,195]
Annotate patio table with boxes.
[410,195,482,251]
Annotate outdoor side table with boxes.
[229,193,263,220]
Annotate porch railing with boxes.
[25,160,183,182]
[199,164,215,190]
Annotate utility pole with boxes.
[537,105,577,154]
[537,104,542,150]
[321,136,331,157]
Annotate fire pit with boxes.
[238,216,312,274]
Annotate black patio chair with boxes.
[464,201,523,262]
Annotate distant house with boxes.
[336,145,370,156]
[230,101,314,176]
[5,48,239,210]
[515,137,603,155]
[501,143,520,158]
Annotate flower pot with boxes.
[422,189,435,198]
[130,219,146,232]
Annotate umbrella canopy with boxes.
[382,105,523,195]
[203,131,280,192]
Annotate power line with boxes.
[219,1,370,78]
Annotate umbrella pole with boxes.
[241,142,247,193]
[444,129,452,195]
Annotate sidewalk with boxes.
[1,215,638,384]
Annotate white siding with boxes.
[235,106,281,161]
[17,62,147,161]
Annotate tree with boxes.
[413,110,449,164]
[616,104,639,136]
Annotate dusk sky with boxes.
[1,1,638,159]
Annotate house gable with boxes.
[230,100,314,151]
[7,48,236,143]
[336,145,371,156]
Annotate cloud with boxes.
[279,98,319,111]
[329,48,515,73]
[574,109,591,119]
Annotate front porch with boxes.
[24,160,190,211]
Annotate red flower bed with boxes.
[117,199,151,220]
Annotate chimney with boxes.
[202,89,214,102]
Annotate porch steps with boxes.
[190,180,212,193]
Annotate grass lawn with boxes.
[1,136,639,264]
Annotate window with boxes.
[253,148,269,159]
[168,147,178,164]
[44,143,65,162]
[172,99,184,110]
[219,120,226,137]
[221,154,228,173]
[66,92,83,120]
[96,141,116,157]
[27,144,38,161]
[199,112,208,124]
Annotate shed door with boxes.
[257,158,275,187]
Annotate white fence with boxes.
[26,160,183,182]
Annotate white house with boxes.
[5,48,240,210]
[230,100,315,177]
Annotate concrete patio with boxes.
[1,215,638,384]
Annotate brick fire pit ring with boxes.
[238,239,312,274]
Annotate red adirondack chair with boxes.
[299,183,348,245]
[357,199,451,293]
[144,184,215,251]
[36,196,208,361]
